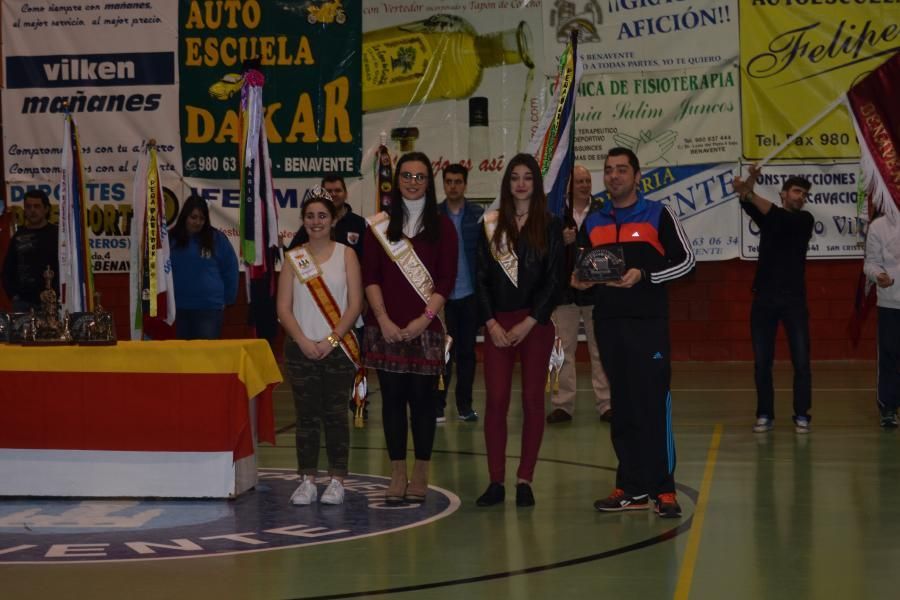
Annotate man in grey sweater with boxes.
[864,213,900,429]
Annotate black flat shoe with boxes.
[476,482,505,507]
[516,483,535,507]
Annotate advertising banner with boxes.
[360,1,545,198]
[1,0,180,180]
[544,0,739,74]
[178,0,362,180]
[593,163,742,261]
[573,62,741,170]
[739,163,864,260]
[740,0,899,160]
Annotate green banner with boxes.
[179,0,361,179]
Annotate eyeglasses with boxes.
[400,171,428,183]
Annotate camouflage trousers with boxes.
[284,340,357,477]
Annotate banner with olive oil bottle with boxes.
[179,0,362,180]
[360,2,546,199]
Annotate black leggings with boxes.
[377,370,438,461]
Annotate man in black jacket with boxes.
[2,189,58,312]
[573,148,695,518]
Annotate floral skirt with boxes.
[363,326,445,376]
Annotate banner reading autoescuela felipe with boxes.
[543,0,738,74]
[178,0,362,180]
[1,0,181,180]
[740,0,899,161]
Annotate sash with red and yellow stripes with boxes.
[286,245,367,427]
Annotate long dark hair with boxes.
[171,194,215,254]
[387,152,440,243]
[492,153,550,255]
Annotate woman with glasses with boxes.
[475,153,564,508]
[362,152,458,504]
[277,189,364,506]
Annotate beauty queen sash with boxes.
[483,210,518,287]
[367,212,453,388]
[286,245,367,428]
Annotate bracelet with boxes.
[424,309,436,320]
[327,332,341,348]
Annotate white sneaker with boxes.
[753,417,773,433]
[290,477,317,505]
[794,416,811,434]
[320,479,345,505]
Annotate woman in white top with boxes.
[277,189,363,506]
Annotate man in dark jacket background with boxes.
[435,164,483,423]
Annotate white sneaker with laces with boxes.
[320,479,345,505]
[290,477,317,505]
[753,417,773,433]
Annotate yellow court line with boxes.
[674,423,723,600]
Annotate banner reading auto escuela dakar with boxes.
[1,0,181,179]
[178,0,361,180]
[543,0,738,74]
[593,163,742,261]
[740,0,900,160]
[740,163,865,260]
[572,62,741,170]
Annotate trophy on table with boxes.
[15,266,73,345]
[575,245,627,283]
[71,291,117,345]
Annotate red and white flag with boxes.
[845,52,900,223]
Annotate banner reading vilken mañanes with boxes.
[178,0,362,180]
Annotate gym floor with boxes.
[1,360,894,599]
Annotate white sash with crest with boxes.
[483,209,518,288]
[366,211,436,303]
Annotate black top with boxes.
[287,204,367,260]
[2,223,59,307]
[741,201,814,299]
[475,215,564,325]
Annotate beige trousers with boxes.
[550,303,611,415]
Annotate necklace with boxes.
[515,210,528,218]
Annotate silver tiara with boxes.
[303,185,333,203]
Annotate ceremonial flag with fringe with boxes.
[238,66,280,343]
[844,51,900,344]
[845,51,900,223]
[526,32,583,218]
[129,143,176,340]
[58,112,94,313]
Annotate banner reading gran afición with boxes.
[178,0,361,180]
[544,0,739,74]
[574,62,741,169]
[740,0,900,161]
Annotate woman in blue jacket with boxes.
[169,195,239,339]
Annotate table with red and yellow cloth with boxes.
[0,339,282,498]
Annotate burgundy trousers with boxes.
[483,309,555,483]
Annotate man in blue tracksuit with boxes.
[574,147,695,518]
